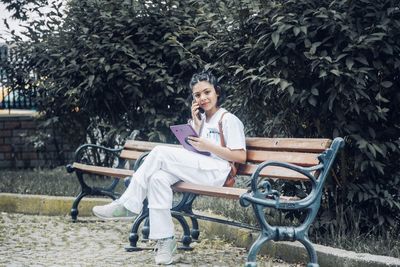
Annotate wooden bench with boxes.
[66,137,344,267]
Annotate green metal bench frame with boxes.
[66,137,344,267]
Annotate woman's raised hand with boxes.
[191,100,202,130]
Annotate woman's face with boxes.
[192,81,219,112]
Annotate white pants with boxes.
[117,145,231,239]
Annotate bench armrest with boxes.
[240,161,323,210]
[72,144,124,168]
[240,137,345,211]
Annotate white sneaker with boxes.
[155,237,177,265]
[92,200,136,220]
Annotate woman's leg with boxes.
[149,209,175,239]
[92,146,231,264]
[147,170,179,239]
[132,145,231,186]
[117,178,147,214]
[146,170,179,265]
[93,145,230,218]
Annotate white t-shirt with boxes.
[197,108,246,160]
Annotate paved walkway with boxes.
[0,212,302,267]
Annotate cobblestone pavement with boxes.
[0,213,304,267]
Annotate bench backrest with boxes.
[120,138,331,182]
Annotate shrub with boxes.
[216,0,400,234]
[3,0,222,147]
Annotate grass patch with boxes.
[0,166,126,197]
[314,229,400,258]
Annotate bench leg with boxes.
[125,207,193,251]
[70,191,88,222]
[179,194,200,241]
[71,171,119,221]
[245,234,273,267]
[141,217,150,240]
[125,207,150,252]
[299,237,319,267]
[190,217,200,240]
[70,188,117,221]
[172,214,193,251]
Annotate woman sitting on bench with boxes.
[92,70,247,265]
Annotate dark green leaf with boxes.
[271,31,280,47]
[381,81,393,88]
[346,58,354,70]
[308,96,317,107]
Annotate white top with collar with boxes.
[198,108,246,160]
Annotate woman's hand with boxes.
[191,100,202,132]
[187,136,212,152]
[188,136,247,163]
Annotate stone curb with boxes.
[0,109,38,118]
[1,193,399,267]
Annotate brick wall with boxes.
[0,113,74,168]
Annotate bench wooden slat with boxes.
[238,164,311,181]
[127,139,331,153]
[72,161,311,187]
[121,147,320,166]
[124,141,321,166]
[172,182,300,201]
[172,181,247,199]
[124,140,179,151]
[246,150,319,166]
[246,138,331,153]
[119,150,147,160]
[72,163,134,178]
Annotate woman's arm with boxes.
[187,136,247,163]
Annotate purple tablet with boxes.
[170,124,211,156]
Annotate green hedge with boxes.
[215,0,400,233]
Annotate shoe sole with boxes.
[92,210,135,221]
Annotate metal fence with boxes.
[0,44,38,110]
